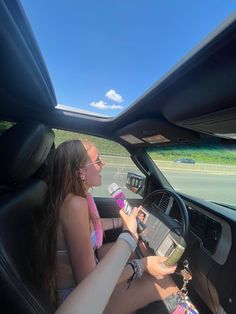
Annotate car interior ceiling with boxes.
[1,1,236,141]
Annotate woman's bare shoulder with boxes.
[60,194,89,221]
[65,193,87,207]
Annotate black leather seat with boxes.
[0,121,55,313]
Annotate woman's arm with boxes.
[116,255,177,284]
[61,194,96,282]
[56,207,139,314]
[55,235,135,314]
[56,208,177,314]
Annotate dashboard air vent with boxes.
[159,194,170,211]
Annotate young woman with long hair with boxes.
[36,139,198,314]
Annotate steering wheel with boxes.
[137,189,189,267]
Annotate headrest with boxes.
[0,121,55,185]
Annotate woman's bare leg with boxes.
[104,272,179,314]
[97,242,138,261]
[97,242,114,260]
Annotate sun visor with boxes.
[176,107,236,139]
[116,119,199,146]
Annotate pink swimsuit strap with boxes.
[86,193,103,248]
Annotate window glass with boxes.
[54,129,142,198]
[147,141,236,208]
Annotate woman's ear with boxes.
[77,168,85,181]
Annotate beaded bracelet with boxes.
[126,259,144,288]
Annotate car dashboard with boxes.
[146,191,236,313]
[180,199,230,266]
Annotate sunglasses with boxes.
[86,156,103,167]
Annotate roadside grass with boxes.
[54,129,129,156]
[54,129,236,165]
[1,121,235,165]
[148,145,236,165]
[0,121,14,134]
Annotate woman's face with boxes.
[82,145,105,190]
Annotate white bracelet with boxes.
[118,232,137,252]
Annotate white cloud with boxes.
[90,101,108,110]
[109,104,123,109]
[90,101,123,110]
[105,89,123,103]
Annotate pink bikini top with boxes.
[86,193,103,248]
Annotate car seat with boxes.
[0,120,55,313]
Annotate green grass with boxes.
[54,129,129,156]
[55,129,236,165]
[148,145,236,165]
[0,121,14,135]
[1,121,235,165]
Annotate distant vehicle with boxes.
[175,158,195,164]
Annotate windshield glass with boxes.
[146,140,236,208]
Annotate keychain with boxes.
[174,260,199,314]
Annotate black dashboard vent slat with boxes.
[159,194,170,211]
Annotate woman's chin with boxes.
[94,178,102,186]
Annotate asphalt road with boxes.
[163,169,236,205]
[93,163,236,206]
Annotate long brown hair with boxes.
[34,140,92,304]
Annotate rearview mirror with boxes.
[126,172,145,196]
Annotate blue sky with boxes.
[21,0,236,117]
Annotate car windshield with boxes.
[146,139,236,208]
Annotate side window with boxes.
[54,129,142,198]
